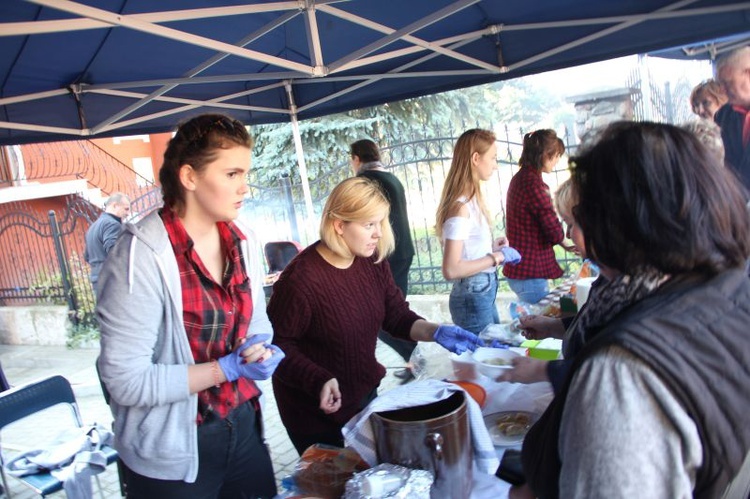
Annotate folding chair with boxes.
[264,240,302,273]
[0,375,119,498]
[0,361,10,392]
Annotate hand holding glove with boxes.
[500,246,522,265]
[492,236,509,252]
[433,325,483,354]
[218,334,286,382]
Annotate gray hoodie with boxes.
[95,210,272,483]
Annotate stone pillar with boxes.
[566,88,638,144]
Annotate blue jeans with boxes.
[507,278,549,304]
[449,272,500,334]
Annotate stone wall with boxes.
[0,294,520,347]
[0,306,69,345]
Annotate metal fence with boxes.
[241,125,580,294]
[0,196,98,324]
[1,127,579,323]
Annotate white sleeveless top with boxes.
[441,196,494,274]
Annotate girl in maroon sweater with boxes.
[267,177,482,454]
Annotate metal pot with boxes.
[370,391,472,498]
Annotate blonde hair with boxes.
[435,129,496,239]
[320,177,395,263]
[689,79,728,114]
[554,178,577,219]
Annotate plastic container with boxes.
[575,277,597,307]
[447,380,487,408]
[450,351,479,381]
[520,338,563,360]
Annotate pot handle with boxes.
[425,432,444,477]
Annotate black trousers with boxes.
[287,387,378,455]
[123,401,277,499]
[379,256,417,362]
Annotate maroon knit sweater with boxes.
[267,242,422,435]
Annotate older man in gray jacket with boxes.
[84,192,130,287]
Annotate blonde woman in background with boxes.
[689,79,728,120]
[436,128,521,334]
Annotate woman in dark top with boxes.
[268,177,483,454]
[503,130,566,304]
[516,122,750,499]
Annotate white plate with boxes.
[483,411,537,447]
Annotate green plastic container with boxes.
[520,339,562,360]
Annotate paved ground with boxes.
[0,340,407,498]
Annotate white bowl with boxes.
[472,347,522,379]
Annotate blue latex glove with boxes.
[218,334,286,382]
[487,339,510,349]
[433,325,483,354]
[500,246,522,265]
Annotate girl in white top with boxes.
[436,129,521,334]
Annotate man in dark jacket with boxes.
[351,140,417,381]
[714,45,750,194]
[84,192,130,287]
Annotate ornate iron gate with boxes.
[0,197,98,325]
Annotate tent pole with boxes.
[284,81,315,243]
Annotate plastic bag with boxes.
[409,342,454,381]
[478,323,526,347]
[285,444,370,499]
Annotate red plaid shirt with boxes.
[503,166,564,280]
[160,208,259,423]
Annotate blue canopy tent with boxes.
[650,30,750,60]
[2,0,750,145]
[1,0,749,216]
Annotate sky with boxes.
[525,54,714,99]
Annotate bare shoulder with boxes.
[446,199,470,218]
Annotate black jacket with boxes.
[522,269,750,499]
[715,103,750,195]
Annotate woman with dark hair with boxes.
[503,129,567,304]
[350,139,417,376]
[97,114,284,498]
[517,121,750,499]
